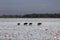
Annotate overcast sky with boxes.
[0,0,60,15]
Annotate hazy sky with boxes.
[0,0,60,15]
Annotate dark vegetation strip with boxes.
[0,14,60,18]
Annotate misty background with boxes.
[0,0,60,15]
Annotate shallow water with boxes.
[0,18,60,40]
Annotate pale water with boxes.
[0,18,60,40]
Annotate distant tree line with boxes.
[0,13,60,18]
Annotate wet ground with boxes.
[0,18,60,40]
